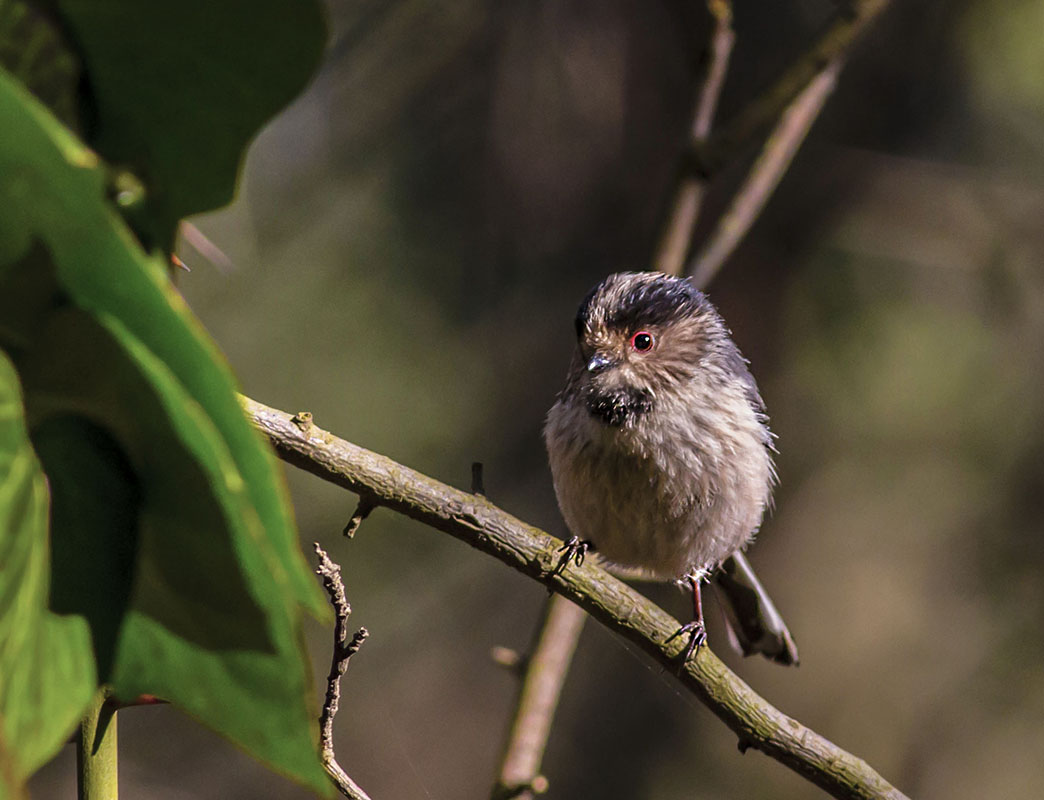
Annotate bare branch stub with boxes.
[314,543,372,800]
[490,646,525,672]
[343,496,375,538]
[291,410,315,433]
[245,396,911,800]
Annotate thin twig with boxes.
[177,221,233,272]
[244,395,910,800]
[491,595,587,800]
[314,543,372,800]
[653,0,735,276]
[697,0,890,171]
[688,59,843,285]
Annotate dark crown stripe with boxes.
[574,272,710,339]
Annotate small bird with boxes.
[544,271,797,664]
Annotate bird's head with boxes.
[567,271,735,427]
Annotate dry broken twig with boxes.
[315,543,372,800]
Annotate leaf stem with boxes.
[77,691,118,800]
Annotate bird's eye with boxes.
[630,331,654,352]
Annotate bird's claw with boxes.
[552,535,591,577]
[667,619,707,664]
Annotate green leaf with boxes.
[0,70,329,791]
[0,350,95,794]
[32,414,140,684]
[0,59,326,634]
[53,0,327,246]
[16,305,329,794]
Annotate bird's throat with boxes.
[585,387,653,427]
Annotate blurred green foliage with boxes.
[0,1,333,795]
[0,351,95,788]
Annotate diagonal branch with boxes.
[688,59,842,285]
[697,0,890,172]
[244,395,909,800]
[683,0,892,284]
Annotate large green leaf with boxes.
[0,351,95,795]
[16,305,328,793]
[0,61,326,625]
[53,0,327,247]
[0,69,329,791]
[33,415,140,684]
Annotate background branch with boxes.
[653,0,735,276]
[491,594,586,800]
[698,0,890,171]
[688,59,842,285]
[497,5,736,790]
[245,396,909,800]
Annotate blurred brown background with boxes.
[32,0,1044,797]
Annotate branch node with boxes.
[472,461,486,496]
[346,627,370,659]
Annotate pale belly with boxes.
[545,399,769,580]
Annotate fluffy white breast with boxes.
[544,382,773,580]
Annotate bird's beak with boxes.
[586,353,614,374]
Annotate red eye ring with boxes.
[630,331,654,352]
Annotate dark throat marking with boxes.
[586,387,654,427]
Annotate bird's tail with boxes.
[713,552,799,666]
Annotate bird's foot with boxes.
[551,535,592,577]
[667,618,707,665]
